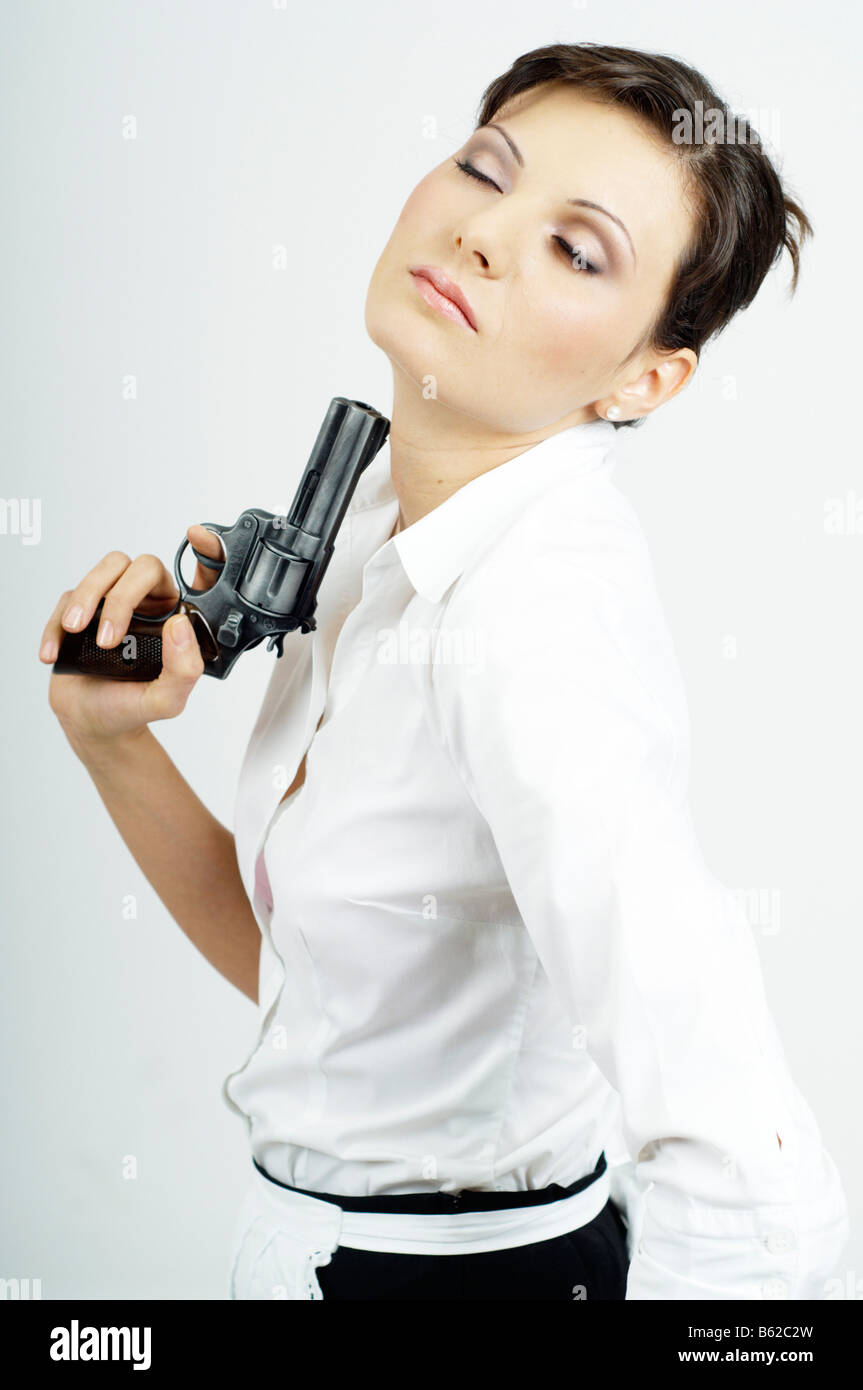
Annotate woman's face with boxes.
[365,81,698,435]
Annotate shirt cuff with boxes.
[620,1150,850,1300]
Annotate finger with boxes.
[137,611,206,722]
[39,551,132,661]
[187,525,225,592]
[94,554,179,649]
[39,588,76,662]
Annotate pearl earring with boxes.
[606,405,622,420]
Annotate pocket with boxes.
[231,1213,270,1300]
[233,1215,338,1300]
[314,1243,445,1300]
[228,1185,262,1299]
[251,1229,338,1300]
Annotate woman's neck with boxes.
[385,363,594,533]
[385,368,527,533]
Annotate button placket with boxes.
[324,553,407,720]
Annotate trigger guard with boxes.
[174,524,229,595]
[174,535,224,597]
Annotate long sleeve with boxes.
[431,540,850,1299]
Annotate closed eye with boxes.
[452,159,600,275]
[453,156,502,191]
[553,236,600,276]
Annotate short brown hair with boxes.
[476,42,813,427]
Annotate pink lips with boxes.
[409,266,478,332]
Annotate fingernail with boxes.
[40,638,58,661]
[96,619,113,647]
[62,604,83,630]
[171,615,192,647]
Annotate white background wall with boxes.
[2,0,860,1298]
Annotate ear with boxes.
[615,348,699,421]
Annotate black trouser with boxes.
[253,1151,630,1300]
[315,1198,629,1299]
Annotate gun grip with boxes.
[52,601,166,681]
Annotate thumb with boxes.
[141,612,205,722]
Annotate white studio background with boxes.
[2,0,860,1299]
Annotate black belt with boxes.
[252,1150,607,1214]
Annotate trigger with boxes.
[266,632,286,658]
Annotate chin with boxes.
[363,265,401,350]
[363,270,519,426]
[364,288,434,380]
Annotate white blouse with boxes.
[221,416,850,1299]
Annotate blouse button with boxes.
[765,1229,796,1255]
[761,1277,790,1298]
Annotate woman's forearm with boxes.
[67,725,260,1003]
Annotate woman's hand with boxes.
[39,525,225,750]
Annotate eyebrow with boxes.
[483,122,637,267]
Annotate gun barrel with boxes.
[291,398,389,533]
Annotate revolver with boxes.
[51,397,390,681]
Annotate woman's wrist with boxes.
[64,722,154,773]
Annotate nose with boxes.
[453,191,534,274]
[455,234,489,271]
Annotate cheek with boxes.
[517,280,627,382]
[391,170,445,237]
[512,280,594,376]
[367,177,442,317]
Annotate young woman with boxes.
[42,42,849,1301]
